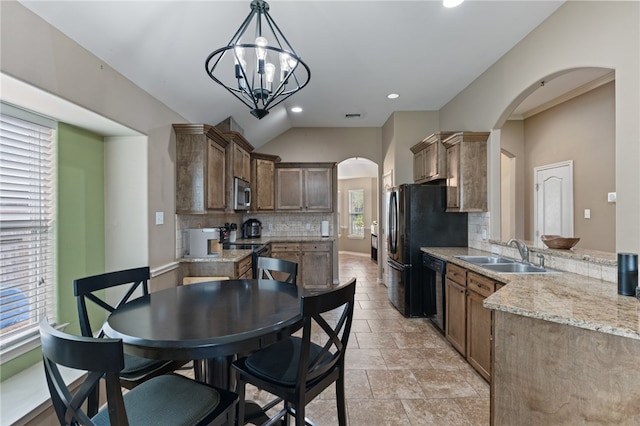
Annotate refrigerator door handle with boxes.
[388,190,398,255]
[387,257,405,271]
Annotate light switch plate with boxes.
[155,211,164,225]
[584,209,591,219]
[608,192,617,203]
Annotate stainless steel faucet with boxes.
[507,239,529,263]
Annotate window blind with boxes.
[0,112,56,350]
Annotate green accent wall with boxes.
[0,123,105,381]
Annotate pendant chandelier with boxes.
[205,0,311,119]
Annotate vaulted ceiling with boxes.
[19,0,567,147]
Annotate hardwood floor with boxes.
[245,252,490,425]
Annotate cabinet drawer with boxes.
[271,242,301,252]
[467,272,495,298]
[447,263,467,286]
[301,242,331,252]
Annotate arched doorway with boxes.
[336,158,379,258]
[496,67,615,251]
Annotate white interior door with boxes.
[534,161,574,247]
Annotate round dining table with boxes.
[103,279,302,390]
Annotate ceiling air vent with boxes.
[344,113,361,119]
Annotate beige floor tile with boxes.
[345,348,388,370]
[402,398,473,426]
[350,319,373,333]
[412,369,480,398]
[318,369,372,400]
[367,370,426,399]
[355,332,398,349]
[455,397,490,425]
[379,348,434,370]
[366,318,407,333]
[347,400,411,426]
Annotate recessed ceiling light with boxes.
[443,0,464,8]
[291,106,303,113]
[387,93,400,100]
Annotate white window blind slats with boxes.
[0,111,56,345]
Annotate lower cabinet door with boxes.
[466,289,492,381]
[445,278,466,355]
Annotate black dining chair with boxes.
[39,317,237,426]
[232,277,357,426]
[256,256,298,284]
[73,266,187,415]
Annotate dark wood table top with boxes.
[103,279,302,361]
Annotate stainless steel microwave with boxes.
[233,177,251,210]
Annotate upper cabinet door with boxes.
[251,154,280,211]
[174,124,229,214]
[443,132,489,212]
[207,138,226,210]
[276,168,304,210]
[304,168,332,211]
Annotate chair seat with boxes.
[120,353,173,378]
[245,336,332,386]
[92,374,224,426]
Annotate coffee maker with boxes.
[242,219,262,239]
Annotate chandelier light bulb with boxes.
[256,37,268,60]
[264,62,276,91]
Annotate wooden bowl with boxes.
[540,235,580,249]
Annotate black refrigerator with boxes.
[386,184,467,317]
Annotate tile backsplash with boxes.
[176,212,333,258]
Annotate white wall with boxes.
[104,136,148,270]
[439,1,639,252]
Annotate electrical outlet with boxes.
[584,209,591,219]
[306,223,311,230]
[155,211,164,225]
[481,228,487,240]
[268,223,273,231]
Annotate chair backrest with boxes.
[39,317,129,425]
[73,267,150,338]
[257,257,298,284]
[297,278,356,386]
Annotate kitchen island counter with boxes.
[421,246,640,340]
[422,247,640,424]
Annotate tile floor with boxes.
[243,252,490,425]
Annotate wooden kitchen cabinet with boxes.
[251,153,280,211]
[411,132,455,183]
[271,241,333,290]
[466,272,496,381]
[275,163,336,212]
[174,124,229,213]
[224,131,253,182]
[301,242,332,290]
[445,263,467,355]
[443,132,489,212]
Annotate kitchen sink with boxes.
[454,255,559,274]
[454,255,515,264]
[478,262,558,274]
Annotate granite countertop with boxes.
[179,236,336,263]
[421,247,640,341]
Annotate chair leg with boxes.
[294,399,305,426]
[236,379,246,426]
[336,373,347,426]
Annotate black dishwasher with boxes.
[422,254,446,334]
